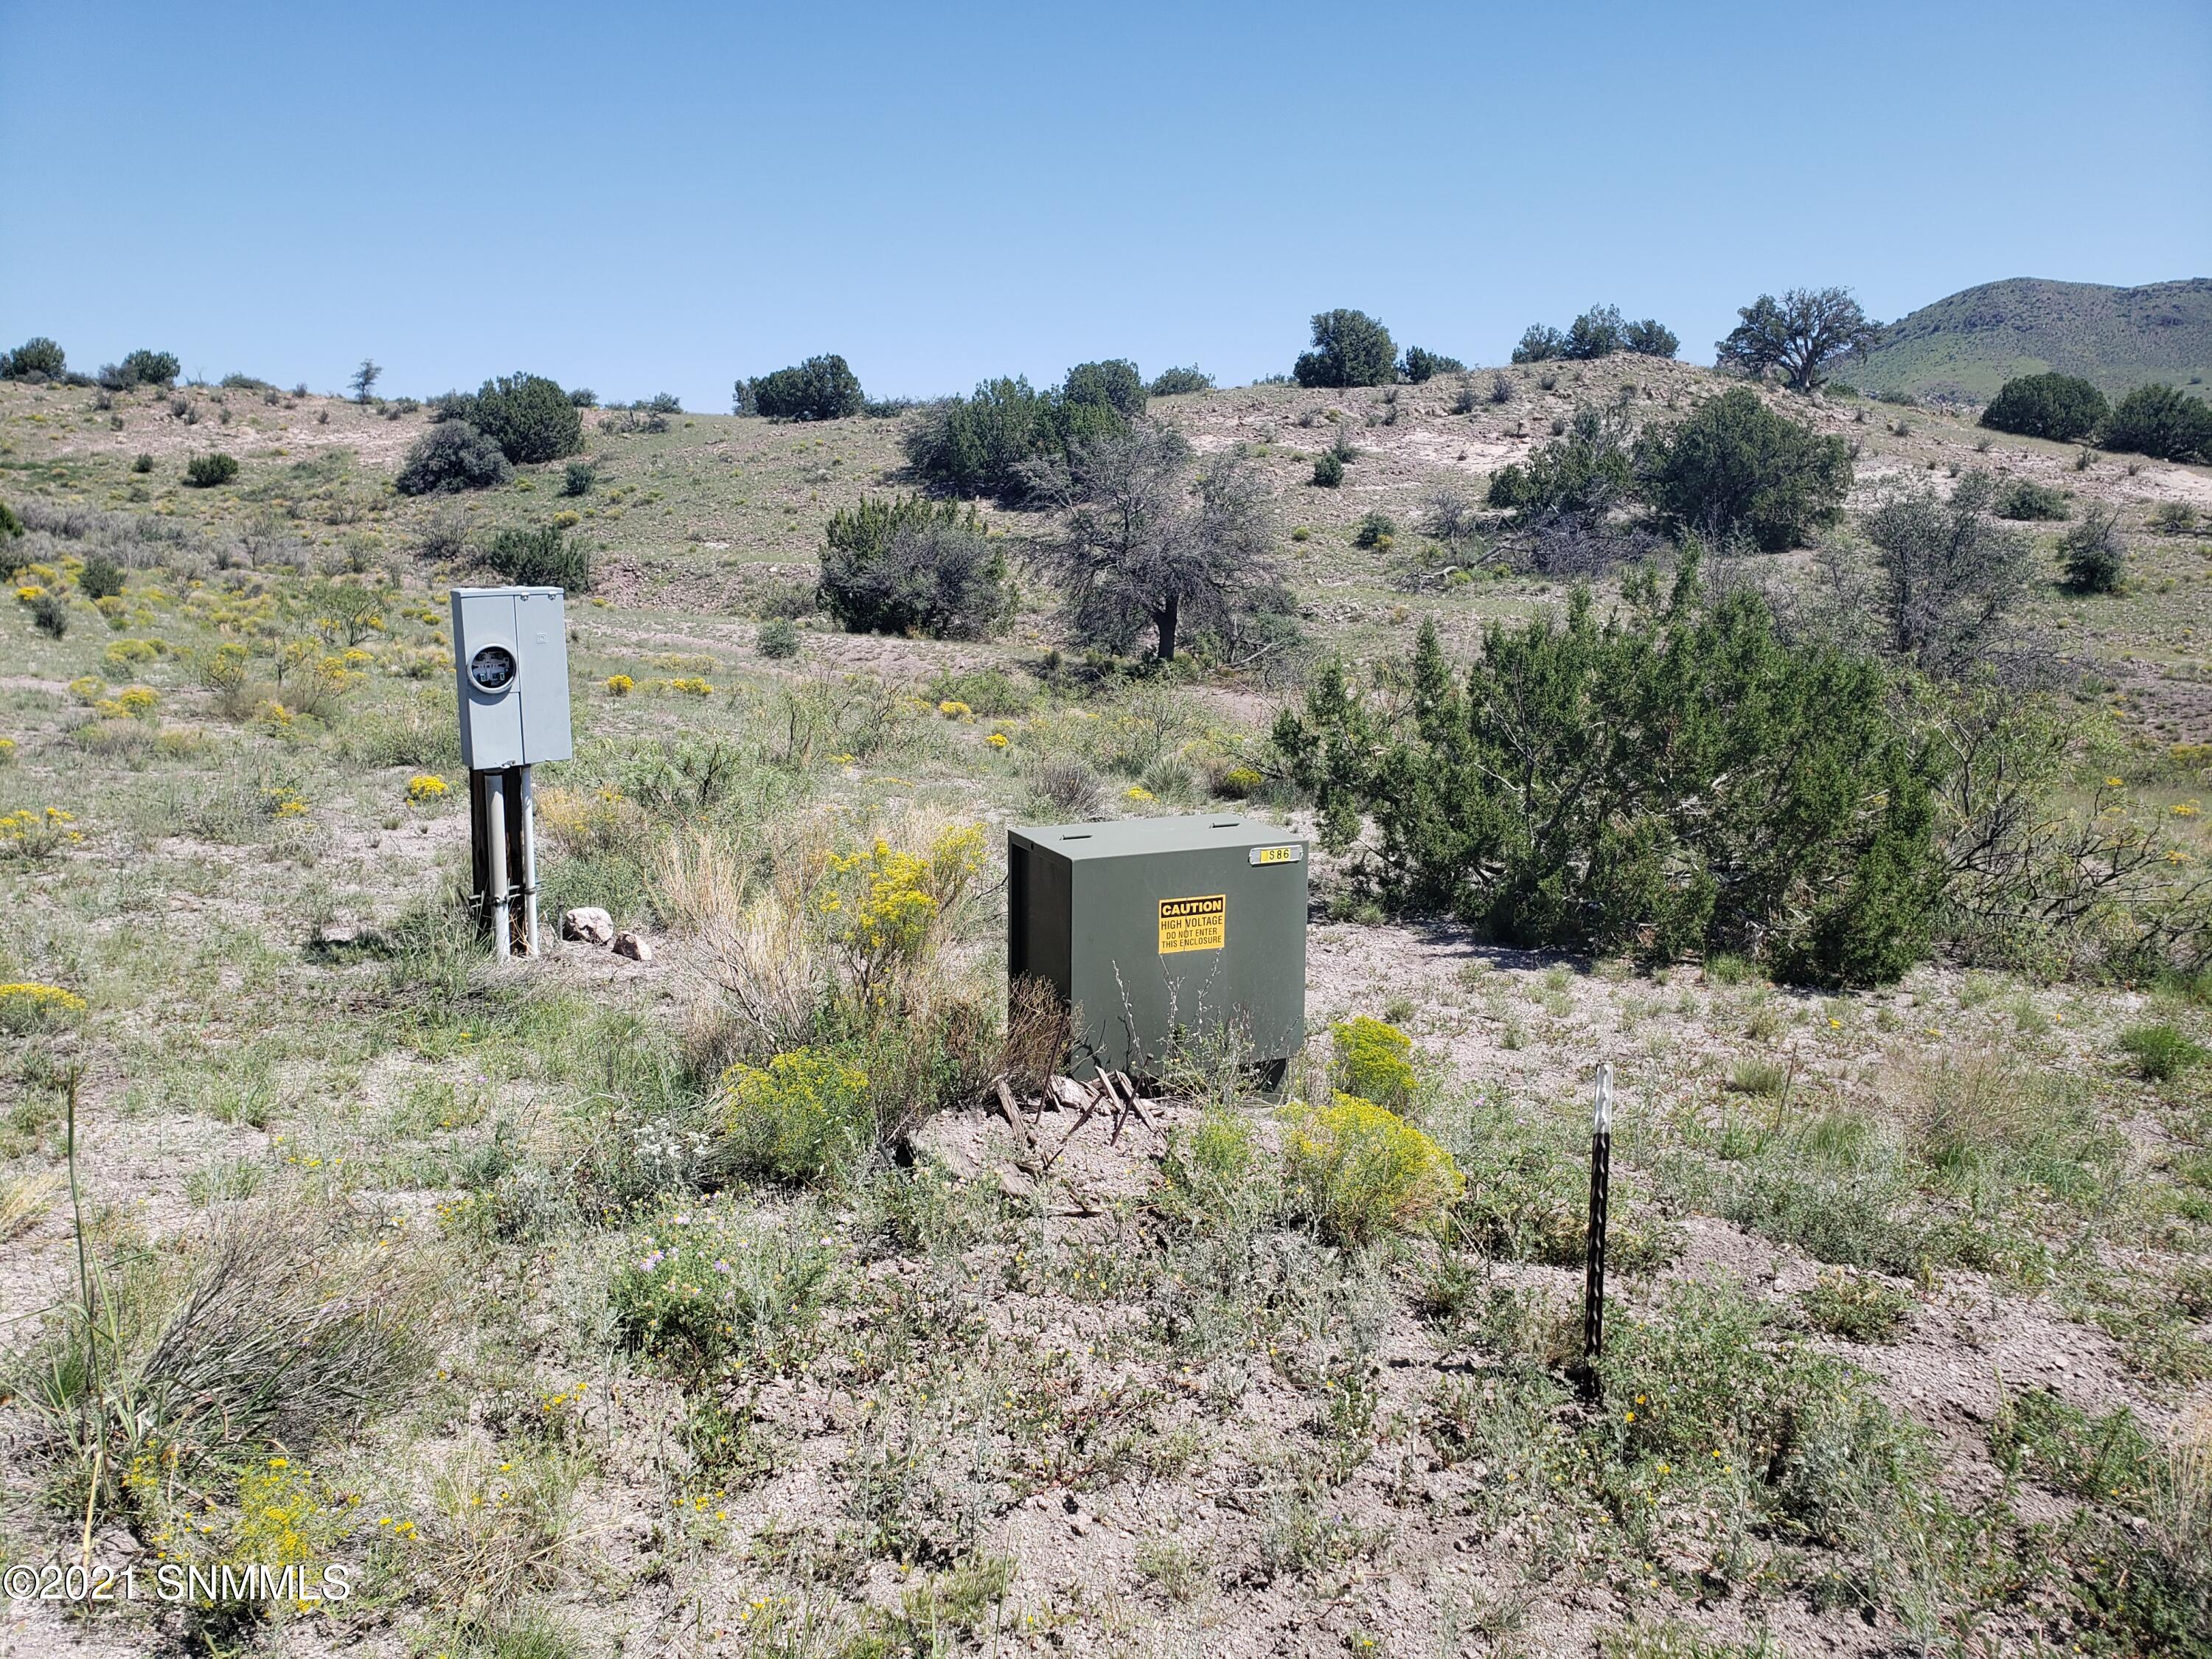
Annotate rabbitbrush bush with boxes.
[1331,1015,1416,1110]
[719,1046,874,1183]
[1281,1093,1462,1245]
[1274,554,1942,984]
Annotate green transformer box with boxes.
[1006,815,1309,1082]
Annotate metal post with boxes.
[483,768,511,960]
[517,764,540,958]
[1575,1064,1615,1399]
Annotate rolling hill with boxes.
[1854,275,2212,402]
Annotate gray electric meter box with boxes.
[1007,815,1308,1081]
[450,587,573,771]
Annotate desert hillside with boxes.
[1857,276,2212,403]
[3,349,2211,1659]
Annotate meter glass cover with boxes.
[469,644,518,692]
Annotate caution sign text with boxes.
[1157,893,1226,954]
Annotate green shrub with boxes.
[1398,346,1464,383]
[130,452,154,474]
[1798,1268,1913,1342]
[183,452,239,487]
[1512,324,1566,364]
[1061,358,1147,419]
[111,348,180,389]
[1486,404,1634,521]
[818,493,1010,638]
[470,372,585,464]
[902,376,1051,501]
[1281,1093,1462,1245]
[1274,563,1941,983]
[612,1201,835,1378]
[1158,1104,1276,1233]
[1148,365,1213,397]
[0,499,23,539]
[30,592,69,638]
[2119,1022,2208,1081]
[77,553,126,600]
[719,1047,874,1183]
[756,616,801,659]
[2099,383,2212,462]
[1293,309,1396,389]
[1624,317,1679,358]
[481,524,591,592]
[741,353,864,422]
[1992,477,2070,520]
[0,336,65,379]
[396,422,512,494]
[1331,1015,1416,1108]
[1635,386,1853,552]
[1310,451,1344,487]
[1562,303,1625,360]
[560,461,594,496]
[1352,509,1397,549]
[2061,505,2126,594]
[1980,373,2108,442]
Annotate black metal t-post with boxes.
[1574,1063,1615,1399]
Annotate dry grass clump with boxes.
[19,1194,441,1516]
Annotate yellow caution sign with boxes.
[1158,893,1226,953]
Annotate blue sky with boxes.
[3,0,2207,408]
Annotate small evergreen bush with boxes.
[560,461,594,496]
[2060,506,2126,594]
[183,452,239,487]
[1352,509,1397,549]
[1399,346,1464,383]
[481,524,591,592]
[1293,309,1396,389]
[1562,304,1625,360]
[818,494,1010,638]
[1311,451,1344,488]
[1061,359,1147,419]
[742,354,865,422]
[0,336,65,379]
[1486,405,1634,521]
[1281,1094,1461,1245]
[77,553,126,600]
[1512,324,1565,364]
[1274,563,1941,984]
[1147,365,1213,397]
[1331,1015,1416,1109]
[757,616,801,658]
[395,422,512,494]
[902,377,1049,501]
[1635,386,1852,552]
[2100,383,2212,462]
[1623,318,1679,358]
[30,592,69,638]
[1980,373,2107,442]
[470,372,585,463]
[1993,478,2070,520]
[110,349,180,389]
[0,499,21,538]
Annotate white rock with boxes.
[613,931,654,962]
[561,906,614,945]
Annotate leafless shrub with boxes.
[1027,758,1105,818]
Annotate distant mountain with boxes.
[1852,277,2212,403]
